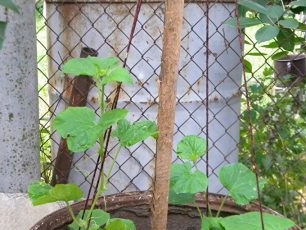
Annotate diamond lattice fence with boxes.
[35,0,306,227]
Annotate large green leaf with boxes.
[290,0,306,7]
[243,59,252,73]
[238,0,267,14]
[219,163,265,205]
[54,107,128,152]
[54,107,101,152]
[0,21,6,50]
[113,119,158,147]
[101,67,133,85]
[168,189,195,205]
[276,28,295,51]
[171,163,208,194]
[105,218,136,230]
[62,58,100,77]
[255,25,279,43]
[0,0,19,13]
[62,57,120,77]
[28,182,83,206]
[177,135,206,162]
[220,212,296,230]
[279,18,299,29]
[225,17,262,28]
[68,209,110,230]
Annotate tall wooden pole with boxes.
[152,1,184,229]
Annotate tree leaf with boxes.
[220,212,296,230]
[238,0,268,14]
[290,0,306,7]
[113,119,158,147]
[28,182,83,205]
[271,51,289,60]
[219,163,266,205]
[177,135,206,162]
[54,107,128,152]
[276,28,295,51]
[255,25,279,43]
[68,209,110,230]
[243,59,252,73]
[0,21,7,50]
[279,18,299,29]
[225,17,262,28]
[101,67,133,85]
[171,163,208,194]
[105,218,136,230]
[0,0,19,13]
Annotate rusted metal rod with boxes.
[152,1,184,229]
[51,47,98,186]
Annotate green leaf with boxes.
[225,17,262,28]
[219,163,265,205]
[69,209,110,230]
[63,57,120,77]
[0,0,19,13]
[63,58,100,77]
[171,163,208,194]
[243,59,252,73]
[101,67,133,85]
[54,107,101,152]
[255,25,279,43]
[177,135,206,162]
[266,5,284,21]
[279,18,299,29]
[290,0,306,7]
[276,28,295,51]
[238,0,268,14]
[87,56,119,70]
[98,109,129,132]
[113,119,158,147]
[28,182,83,205]
[220,212,296,230]
[201,217,224,230]
[54,107,128,152]
[168,189,196,205]
[271,51,289,60]
[0,21,6,50]
[105,218,136,230]
[28,182,53,205]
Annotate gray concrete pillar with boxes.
[0,0,40,192]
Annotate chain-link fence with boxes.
[35,0,306,227]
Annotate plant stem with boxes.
[65,201,80,226]
[216,195,228,217]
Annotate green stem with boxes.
[65,201,80,227]
[216,195,228,217]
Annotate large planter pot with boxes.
[30,191,286,230]
[274,54,306,87]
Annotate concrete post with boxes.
[0,0,40,192]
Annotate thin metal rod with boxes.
[234,2,265,230]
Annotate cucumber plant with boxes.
[27,56,158,230]
[169,135,296,230]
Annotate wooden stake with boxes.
[152,1,184,229]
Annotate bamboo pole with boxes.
[152,1,184,229]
